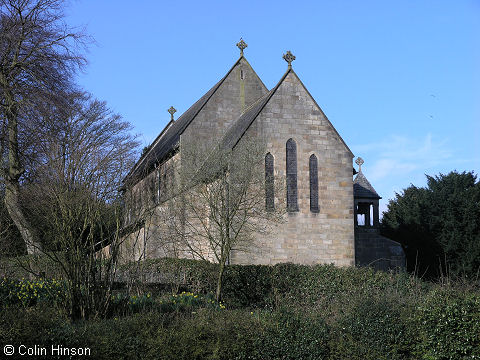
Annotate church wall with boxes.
[122,55,268,244]
[355,228,405,270]
[181,57,268,156]
[120,153,181,262]
[121,152,221,263]
[231,71,355,266]
[118,226,146,264]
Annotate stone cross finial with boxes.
[355,157,364,172]
[283,50,296,69]
[236,38,247,56]
[168,106,177,121]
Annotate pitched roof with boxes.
[125,56,246,183]
[354,170,381,199]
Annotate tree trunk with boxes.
[215,261,225,302]
[3,93,41,254]
[4,181,40,254]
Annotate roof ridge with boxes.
[125,56,246,182]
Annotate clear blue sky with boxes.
[65,0,480,215]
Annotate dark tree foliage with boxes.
[381,171,480,279]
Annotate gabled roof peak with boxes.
[125,46,268,184]
[353,157,381,199]
[220,68,293,151]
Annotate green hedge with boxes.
[124,258,428,309]
[2,259,480,359]
[114,259,480,359]
[413,289,480,359]
[0,306,330,360]
[329,295,414,360]
[108,291,225,317]
[3,294,479,360]
[0,254,65,279]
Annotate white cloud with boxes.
[353,133,453,183]
[353,133,457,218]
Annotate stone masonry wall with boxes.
[355,228,405,270]
[120,153,180,262]
[121,57,269,263]
[181,57,268,155]
[231,71,355,266]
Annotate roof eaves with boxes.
[123,119,175,181]
[354,183,382,199]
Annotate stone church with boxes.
[121,39,404,270]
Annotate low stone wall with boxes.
[355,227,405,271]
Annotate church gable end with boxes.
[283,70,352,157]
[126,45,268,184]
[180,56,268,153]
[230,66,354,266]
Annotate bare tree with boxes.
[161,138,285,301]
[20,92,139,319]
[0,0,87,253]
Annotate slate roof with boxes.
[353,170,381,199]
[125,57,245,183]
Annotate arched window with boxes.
[309,154,319,212]
[158,166,163,202]
[156,168,161,203]
[149,172,156,205]
[265,153,274,210]
[286,138,298,211]
[126,190,132,224]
